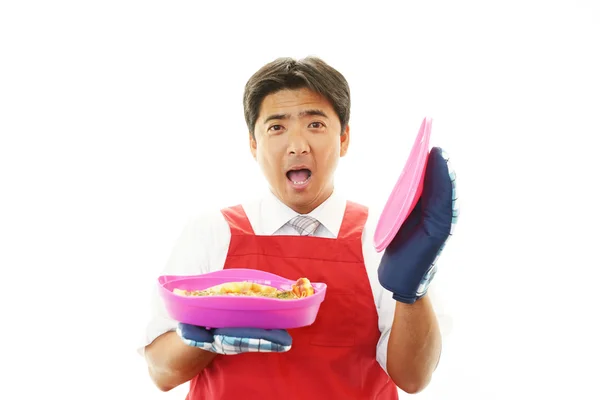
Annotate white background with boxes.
[1,1,599,399]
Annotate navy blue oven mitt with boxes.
[378,147,459,304]
[176,323,292,354]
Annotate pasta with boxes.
[173,277,315,300]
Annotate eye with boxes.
[309,122,325,129]
[268,124,285,133]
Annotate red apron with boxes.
[187,201,398,400]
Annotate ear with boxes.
[340,124,350,157]
[249,132,258,160]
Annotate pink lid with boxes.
[373,117,432,252]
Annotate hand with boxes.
[176,323,293,355]
[378,147,459,304]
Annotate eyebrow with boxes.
[263,109,329,124]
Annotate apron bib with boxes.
[187,201,398,399]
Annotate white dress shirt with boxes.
[138,189,451,374]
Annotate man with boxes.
[139,56,458,399]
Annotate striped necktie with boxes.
[288,215,320,236]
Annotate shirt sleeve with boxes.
[136,210,231,356]
[361,209,453,374]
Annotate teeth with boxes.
[292,179,309,184]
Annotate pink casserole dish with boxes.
[158,268,327,329]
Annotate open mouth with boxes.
[286,168,312,185]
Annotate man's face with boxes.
[250,87,350,214]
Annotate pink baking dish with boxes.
[158,268,327,329]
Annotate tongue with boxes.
[288,169,309,182]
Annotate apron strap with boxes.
[220,205,255,236]
[338,201,368,240]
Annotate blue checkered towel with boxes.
[176,323,292,354]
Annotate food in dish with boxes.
[173,277,315,300]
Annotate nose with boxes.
[286,130,310,155]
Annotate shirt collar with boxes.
[259,188,347,237]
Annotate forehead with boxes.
[258,88,334,119]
